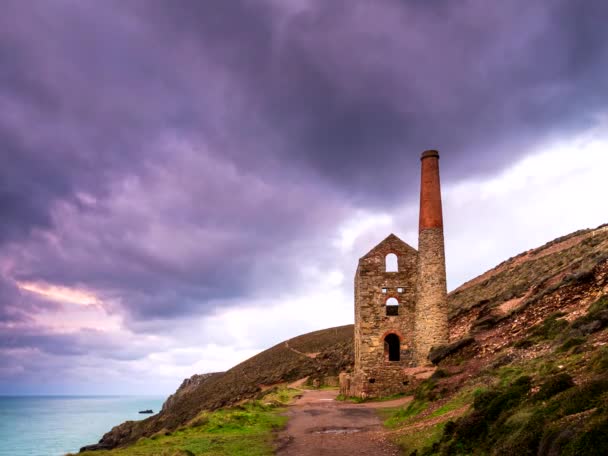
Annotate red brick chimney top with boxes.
[419,149,444,231]
[421,150,439,160]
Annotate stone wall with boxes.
[414,227,449,364]
[350,234,418,397]
[345,365,410,398]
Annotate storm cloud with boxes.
[1,0,608,393]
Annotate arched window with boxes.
[384,334,400,361]
[386,297,399,316]
[385,253,398,272]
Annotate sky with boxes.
[1,0,607,395]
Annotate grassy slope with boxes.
[87,224,608,452]
[74,389,300,456]
[88,325,353,449]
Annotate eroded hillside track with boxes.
[276,390,405,456]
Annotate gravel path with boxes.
[276,389,408,456]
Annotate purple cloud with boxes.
[1,0,608,393]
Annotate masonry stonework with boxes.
[414,227,449,364]
[342,150,449,398]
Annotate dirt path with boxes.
[276,389,409,456]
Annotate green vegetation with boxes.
[408,373,608,455]
[75,388,299,456]
[557,336,586,352]
[429,389,475,418]
[394,422,446,455]
[571,295,608,333]
[590,346,608,373]
[414,378,442,402]
[514,295,608,353]
[514,312,568,348]
[532,373,574,401]
[382,400,428,428]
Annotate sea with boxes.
[0,396,165,456]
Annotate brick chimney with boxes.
[414,150,449,365]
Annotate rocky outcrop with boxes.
[161,373,221,413]
[428,337,475,364]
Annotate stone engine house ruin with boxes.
[341,150,449,398]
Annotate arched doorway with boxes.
[384,333,400,361]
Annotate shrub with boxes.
[557,377,608,416]
[562,415,608,455]
[189,415,210,428]
[588,295,608,314]
[590,347,608,374]
[473,390,501,412]
[530,313,568,340]
[514,339,534,349]
[481,376,531,421]
[492,412,546,456]
[533,373,574,401]
[414,379,439,401]
[558,337,586,352]
[384,400,428,428]
[571,295,608,334]
[451,411,488,444]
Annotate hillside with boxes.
[80,325,354,451]
[81,224,608,452]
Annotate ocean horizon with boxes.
[0,395,166,456]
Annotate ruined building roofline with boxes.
[359,232,418,261]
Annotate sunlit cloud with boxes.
[17,281,100,307]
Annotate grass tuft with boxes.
[383,400,427,428]
[533,373,574,401]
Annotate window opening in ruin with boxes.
[386,297,399,316]
[397,287,404,293]
[385,334,400,361]
[385,253,398,272]
[382,288,388,294]
[368,378,376,384]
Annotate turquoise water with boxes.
[0,396,165,456]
